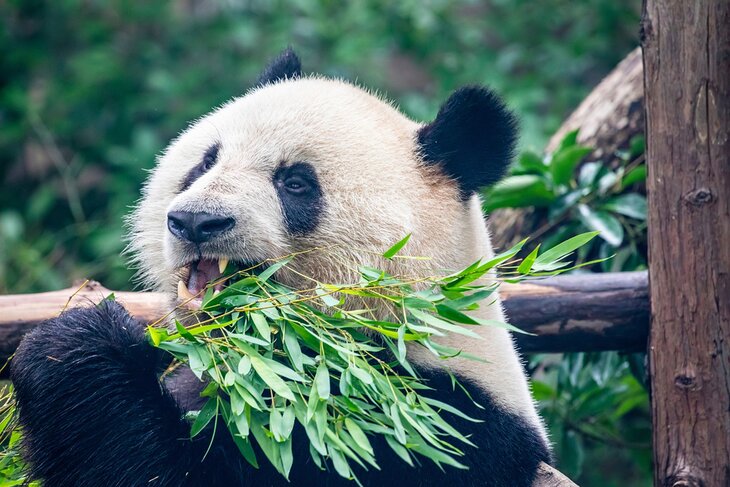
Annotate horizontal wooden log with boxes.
[0,272,649,371]
[506,271,649,353]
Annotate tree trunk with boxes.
[642,1,730,486]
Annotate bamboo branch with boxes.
[0,272,649,369]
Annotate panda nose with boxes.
[167,211,235,244]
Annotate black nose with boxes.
[167,211,235,244]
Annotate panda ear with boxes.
[417,86,518,197]
[255,48,302,87]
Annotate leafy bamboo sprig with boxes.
[148,231,600,482]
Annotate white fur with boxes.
[127,76,547,443]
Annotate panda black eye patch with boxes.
[273,162,324,235]
[180,143,220,191]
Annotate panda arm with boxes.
[10,301,244,487]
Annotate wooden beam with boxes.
[642,1,730,485]
[0,272,649,370]
[0,280,167,369]
[508,271,649,353]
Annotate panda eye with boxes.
[179,143,220,192]
[283,177,309,194]
[201,144,220,171]
[202,156,216,170]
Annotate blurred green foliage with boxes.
[0,1,648,486]
[0,0,639,293]
[532,352,652,486]
[484,130,648,272]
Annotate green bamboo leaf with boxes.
[389,404,407,444]
[238,355,251,375]
[385,434,414,467]
[230,389,246,416]
[328,444,352,479]
[348,365,374,386]
[477,239,527,271]
[434,304,479,324]
[250,418,285,476]
[410,308,481,339]
[231,432,258,468]
[249,356,295,401]
[397,325,407,363]
[532,231,599,270]
[250,312,271,342]
[175,320,196,342]
[190,398,218,438]
[315,286,340,307]
[281,406,296,439]
[234,405,250,436]
[200,381,219,398]
[283,325,304,372]
[517,244,540,275]
[345,418,373,455]
[270,408,284,441]
[187,347,208,379]
[411,309,481,338]
[280,438,294,479]
[383,233,412,259]
[147,326,169,346]
[315,361,331,401]
[257,257,292,282]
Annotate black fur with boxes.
[10,302,247,487]
[417,86,518,198]
[256,47,302,87]
[180,143,220,192]
[273,161,324,235]
[11,302,550,487]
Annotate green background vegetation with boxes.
[0,1,649,485]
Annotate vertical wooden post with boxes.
[641,1,730,486]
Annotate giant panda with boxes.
[11,49,552,487]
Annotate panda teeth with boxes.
[177,279,195,301]
[218,258,229,274]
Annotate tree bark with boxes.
[642,1,730,486]
[544,46,644,160]
[0,272,649,371]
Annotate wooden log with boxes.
[508,271,649,354]
[642,1,730,486]
[0,280,167,370]
[0,272,649,370]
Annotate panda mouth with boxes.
[176,258,266,308]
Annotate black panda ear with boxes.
[417,86,518,197]
[255,48,302,87]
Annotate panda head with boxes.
[128,49,518,302]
